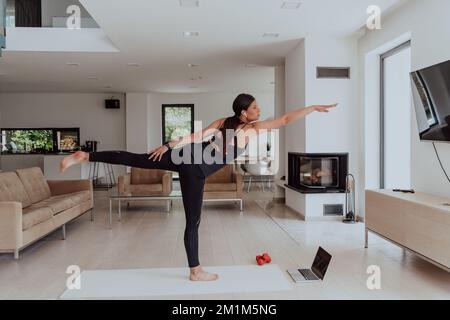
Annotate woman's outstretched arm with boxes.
[250,104,337,132]
[148,118,225,161]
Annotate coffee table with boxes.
[108,186,243,228]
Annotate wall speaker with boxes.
[105,99,120,109]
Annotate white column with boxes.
[126,93,149,153]
[274,64,286,199]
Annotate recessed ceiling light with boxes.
[281,1,302,10]
[127,63,140,67]
[183,31,199,37]
[188,64,199,68]
[180,0,200,8]
[262,33,279,38]
[245,64,258,68]
[66,62,80,66]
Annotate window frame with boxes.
[161,104,195,144]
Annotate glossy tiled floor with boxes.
[0,187,448,300]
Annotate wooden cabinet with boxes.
[365,189,450,272]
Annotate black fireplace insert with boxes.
[287,152,349,194]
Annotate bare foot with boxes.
[190,266,219,282]
[60,151,88,172]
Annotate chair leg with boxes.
[166,200,171,213]
[62,224,66,240]
[14,249,19,260]
[90,208,95,221]
[247,176,252,193]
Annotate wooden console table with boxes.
[365,189,450,272]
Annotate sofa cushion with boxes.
[16,167,52,204]
[131,168,165,185]
[204,183,237,192]
[22,206,53,230]
[39,196,76,215]
[205,165,234,183]
[129,184,163,193]
[28,190,91,216]
[66,190,91,205]
[0,171,32,208]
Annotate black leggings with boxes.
[89,150,208,268]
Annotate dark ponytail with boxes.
[218,93,255,151]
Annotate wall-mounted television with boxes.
[411,59,450,142]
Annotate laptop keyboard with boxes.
[299,269,319,281]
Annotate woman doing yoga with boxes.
[60,93,337,281]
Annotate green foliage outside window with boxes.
[163,106,193,143]
[7,130,53,152]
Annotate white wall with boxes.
[285,40,306,154]
[126,93,149,153]
[285,40,306,214]
[41,0,92,27]
[359,0,450,199]
[284,37,361,218]
[125,91,275,152]
[306,36,361,218]
[0,92,126,176]
[274,64,286,198]
[305,36,359,157]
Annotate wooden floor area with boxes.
[0,188,449,300]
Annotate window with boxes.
[0,128,80,153]
[1,129,53,153]
[5,0,16,27]
[161,104,194,144]
[380,41,411,189]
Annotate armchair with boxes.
[118,168,173,208]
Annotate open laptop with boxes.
[287,247,332,283]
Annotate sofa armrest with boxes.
[118,174,131,194]
[162,172,173,195]
[233,172,244,199]
[0,202,23,250]
[47,180,93,197]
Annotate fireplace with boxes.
[287,153,348,193]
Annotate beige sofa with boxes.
[0,167,94,259]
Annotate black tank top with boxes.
[194,123,248,177]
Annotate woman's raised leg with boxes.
[60,150,178,172]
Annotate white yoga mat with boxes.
[60,264,293,299]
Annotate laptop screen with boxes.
[311,247,332,280]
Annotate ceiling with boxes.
[0,0,404,93]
